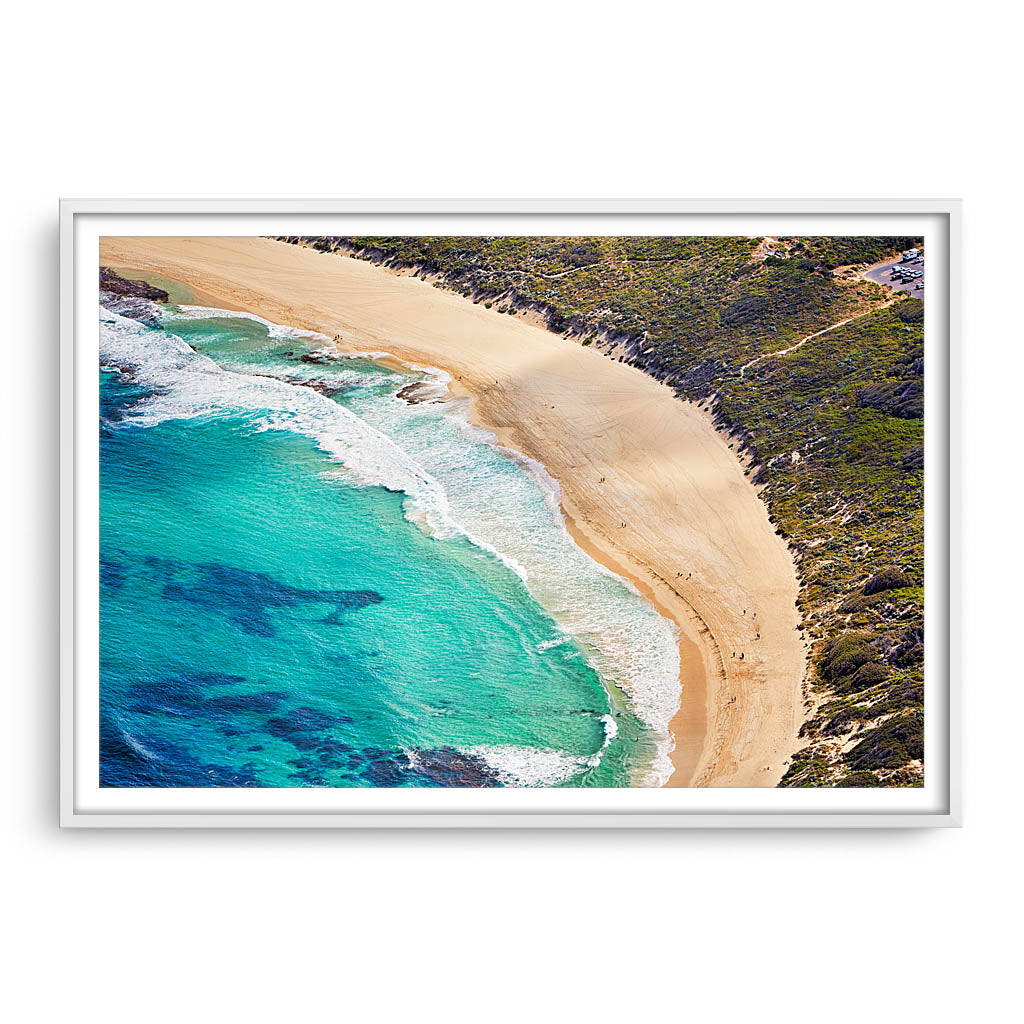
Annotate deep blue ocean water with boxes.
[98,291,680,787]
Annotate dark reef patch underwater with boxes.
[149,556,383,637]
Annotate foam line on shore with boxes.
[101,305,680,783]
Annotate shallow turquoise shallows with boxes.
[98,295,679,787]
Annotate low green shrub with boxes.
[896,298,924,322]
[864,566,912,595]
[847,712,924,770]
[820,632,878,682]
[839,591,885,614]
[836,770,884,787]
[850,661,891,687]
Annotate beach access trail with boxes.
[100,236,807,787]
[740,298,897,377]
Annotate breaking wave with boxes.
[101,304,682,784]
[173,304,333,343]
[99,308,529,583]
[469,717,619,786]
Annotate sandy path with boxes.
[99,236,807,786]
[740,299,897,378]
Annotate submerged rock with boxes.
[407,747,501,787]
[153,558,384,637]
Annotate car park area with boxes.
[863,247,925,297]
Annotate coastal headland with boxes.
[99,235,807,786]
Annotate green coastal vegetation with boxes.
[275,234,926,787]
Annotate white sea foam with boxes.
[101,309,533,597]
[536,635,569,652]
[122,730,156,761]
[338,351,401,362]
[472,716,619,786]
[102,309,435,497]
[366,363,681,784]
[467,745,591,787]
[599,713,619,748]
[171,305,332,343]
[108,303,682,785]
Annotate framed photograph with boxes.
[60,200,959,827]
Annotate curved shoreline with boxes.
[435,398,680,785]
[99,235,808,787]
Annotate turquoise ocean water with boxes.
[99,287,680,787]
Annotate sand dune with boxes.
[99,235,807,786]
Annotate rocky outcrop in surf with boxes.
[100,267,169,302]
[100,267,168,326]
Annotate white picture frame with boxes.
[61,199,960,827]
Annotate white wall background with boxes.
[3,2,1018,1020]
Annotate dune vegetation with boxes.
[276,234,926,787]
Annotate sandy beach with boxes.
[99,235,807,786]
